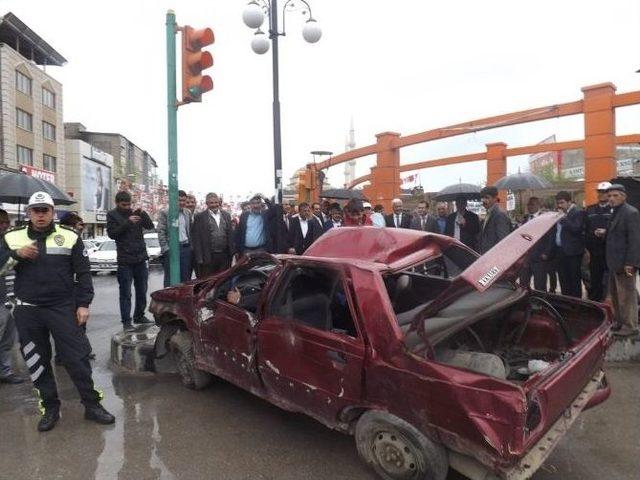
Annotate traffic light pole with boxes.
[166,10,180,286]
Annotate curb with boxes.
[605,336,640,362]
[110,325,177,374]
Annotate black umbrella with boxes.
[433,183,482,201]
[493,172,551,191]
[0,171,75,205]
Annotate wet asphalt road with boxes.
[0,269,639,480]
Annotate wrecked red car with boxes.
[150,213,611,480]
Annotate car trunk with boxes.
[399,212,612,461]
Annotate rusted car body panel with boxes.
[150,220,611,478]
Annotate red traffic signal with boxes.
[181,26,215,103]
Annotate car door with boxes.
[256,263,365,425]
[195,260,275,391]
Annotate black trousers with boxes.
[13,303,100,411]
[519,261,550,291]
[587,248,607,302]
[117,261,148,323]
[558,253,584,298]
[196,252,231,279]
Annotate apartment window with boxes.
[15,70,32,96]
[16,108,33,131]
[43,121,56,141]
[43,154,57,172]
[17,145,33,166]
[42,88,56,109]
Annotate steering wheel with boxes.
[514,296,573,346]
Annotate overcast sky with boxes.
[3,0,640,199]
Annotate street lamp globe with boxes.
[251,30,270,54]
[242,1,265,29]
[302,19,322,43]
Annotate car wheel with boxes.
[169,330,213,390]
[355,410,448,480]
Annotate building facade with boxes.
[64,122,165,219]
[0,12,66,202]
[64,139,114,237]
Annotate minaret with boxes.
[344,118,356,187]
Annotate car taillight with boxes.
[525,399,542,435]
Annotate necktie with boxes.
[421,216,425,230]
[395,214,400,227]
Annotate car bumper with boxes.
[448,370,608,480]
[90,263,118,272]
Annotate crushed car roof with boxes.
[303,227,461,268]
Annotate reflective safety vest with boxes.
[2,223,93,306]
[4,224,79,255]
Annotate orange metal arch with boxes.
[299,83,640,208]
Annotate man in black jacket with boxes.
[554,191,586,298]
[605,184,640,336]
[191,193,234,278]
[1,192,114,431]
[584,182,613,301]
[288,202,323,255]
[445,197,480,251]
[478,187,511,254]
[519,197,555,291]
[107,191,154,331]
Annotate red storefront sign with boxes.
[20,164,56,184]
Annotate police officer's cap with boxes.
[27,191,55,209]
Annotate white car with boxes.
[89,239,118,273]
[144,233,162,264]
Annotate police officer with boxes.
[0,192,115,431]
[585,182,613,301]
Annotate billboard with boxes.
[82,157,111,213]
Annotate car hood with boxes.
[459,211,562,292]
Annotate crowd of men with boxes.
[0,178,639,432]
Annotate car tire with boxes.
[169,330,213,390]
[355,410,448,480]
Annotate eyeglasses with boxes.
[31,207,51,214]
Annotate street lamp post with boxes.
[242,0,322,205]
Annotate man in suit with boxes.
[605,184,640,336]
[478,187,511,254]
[385,198,411,228]
[191,193,234,278]
[157,190,193,287]
[411,200,439,233]
[435,202,448,234]
[445,197,480,251]
[323,203,343,231]
[554,191,586,298]
[519,197,555,291]
[288,202,323,255]
[584,182,613,301]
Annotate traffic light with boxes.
[181,25,214,103]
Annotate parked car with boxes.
[89,239,118,273]
[150,214,612,480]
[83,239,98,254]
[144,232,162,264]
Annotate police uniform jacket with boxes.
[584,203,612,252]
[0,222,94,307]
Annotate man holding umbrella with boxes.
[0,192,115,431]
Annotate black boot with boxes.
[38,409,60,432]
[85,404,115,425]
